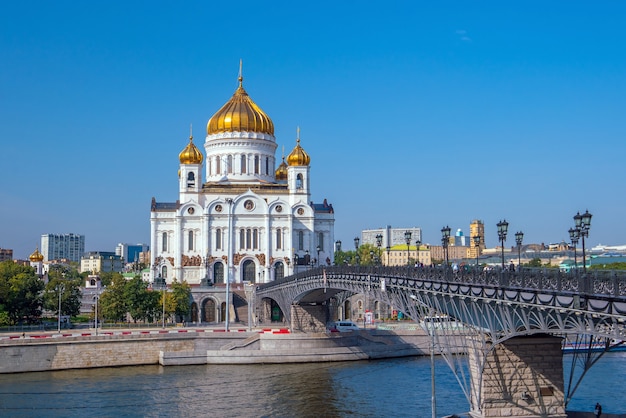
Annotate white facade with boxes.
[150,74,335,286]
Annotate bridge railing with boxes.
[258,265,626,298]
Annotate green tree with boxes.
[0,261,44,324]
[124,276,156,323]
[527,257,542,267]
[99,274,128,322]
[171,279,192,322]
[43,278,82,320]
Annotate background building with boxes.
[0,248,13,262]
[41,233,85,262]
[468,219,485,260]
[361,226,422,249]
[116,243,149,264]
[80,251,123,273]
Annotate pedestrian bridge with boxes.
[256,266,626,417]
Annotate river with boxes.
[0,353,624,417]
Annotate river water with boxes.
[0,353,624,417]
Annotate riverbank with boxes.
[0,325,431,373]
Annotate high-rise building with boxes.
[469,219,484,260]
[0,248,13,262]
[40,233,85,262]
[149,70,335,285]
[116,243,149,264]
[361,226,422,249]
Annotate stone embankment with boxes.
[0,326,432,374]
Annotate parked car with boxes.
[328,321,360,332]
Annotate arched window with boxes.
[274,262,284,281]
[188,231,194,251]
[162,232,168,252]
[187,172,195,188]
[276,228,282,249]
[213,263,224,284]
[318,232,324,251]
[298,231,304,250]
[253,229,258,249]
[246,229,252,249]
[265,157,269,175]
[254,155,259,174]
[243,260,256,283]
[240,229,245,250]
[241,155,246,174]
[215,228,222,250]
[227,155,233,174]
[216,157,221,175]
[296,173,303,189]
[162,266,168,279]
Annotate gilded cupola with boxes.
[29,247,44,262]
[206,73,274,136]
[275,156,288,181]
[286,130,311,166]
[179,134,204,165]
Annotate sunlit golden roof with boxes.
[29,247,44,262]
[287,132,310,166]
[179,134,204,165]
[206,74,274,136]
[275,156,288,180]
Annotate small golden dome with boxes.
[179,135,204,165]
[275,157,288,180]
[287,138,310,166]
[206,75,274,136]
[29,247,44,262]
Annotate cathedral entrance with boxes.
[213,263,224,284]
[203,298,216,323]
[242,260,255,283]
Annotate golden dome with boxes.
[287,138,310,166]
[275,157,288,180]
[29,247,44,262]
[179,134,204,165]
[206,75,274,136]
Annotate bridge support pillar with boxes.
[290,304,328,333]
[469,335,566,418]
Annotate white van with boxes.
[329,321,360,332]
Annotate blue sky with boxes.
[2,1,625,259]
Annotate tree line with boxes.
[0,261,191,326]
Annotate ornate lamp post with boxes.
[415,240,421,267]
[354,237,360,266]
[569,227,579,272]
[316,245,321,267]
[473,235,481,267]
[497,220,509,270]
[441,226,451,268]
[515,231,524,268]
[574,210,592,273]
[404,230,412,267]
[375,234,383,266]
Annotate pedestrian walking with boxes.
[595,402,602,418]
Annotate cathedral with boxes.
[150,70,335,287]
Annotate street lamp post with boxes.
[316,245,321,267]
[376,234,383,266]
[515,231,524,269]
[569,227,580,272]
[497,220,509,270]
[415,240,421,267]
[441,226,451,269]
[56,284,64,333]
[354,237,360,265]
[574,210,592,273]
[472,235,481,268]
[404,230,412,268]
